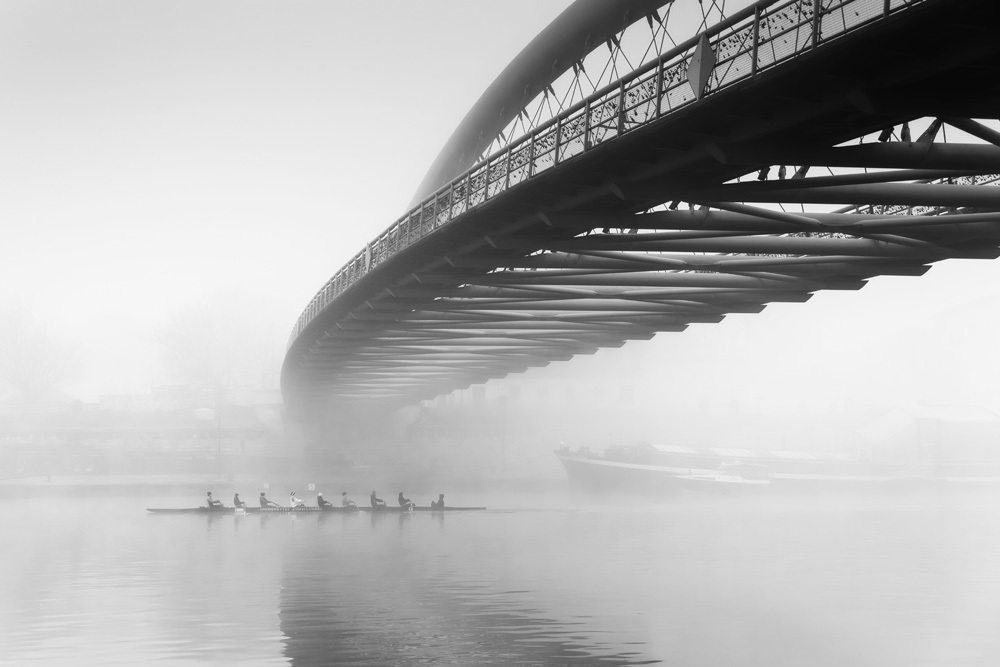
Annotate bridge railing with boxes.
[290,0,927,347]
[844,173,1000,217]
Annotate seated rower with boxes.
[398,492,415,509]
[289,491,305,508]
[206,491,223,508]
[233,493,246,509]
[259,491,280,508]
[317,492,334,509]
[430,493,445,509]
[370,491,386,508]
[341,492,357,508]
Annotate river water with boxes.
[3,489,1000,666]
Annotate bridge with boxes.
[282,0,1000,410]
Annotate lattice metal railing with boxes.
[290,0,926,346]
[846,173,1000,217]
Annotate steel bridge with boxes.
[282,0,1000,408]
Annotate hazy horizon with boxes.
[3,0,1000,430]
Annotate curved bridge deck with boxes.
[283,0,1000,405]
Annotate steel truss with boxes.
[283,0,1000,405]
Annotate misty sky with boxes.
[0,0,573,399]
[2,0,1000,417]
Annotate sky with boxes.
[0,0,575,399]
[2,0,1000,426]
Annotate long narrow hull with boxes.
[147,507,246,514]
[359,505,485,512]
[147,505,486,514]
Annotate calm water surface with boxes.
[3,490,1000,666]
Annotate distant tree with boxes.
[156,291,283,398]
[0,303,79,405]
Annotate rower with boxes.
[259,491,280,508]
[398,492,415,510]
[370,491,386,508]
[430,493,445,509]
[341,492,357,508]
[233,493,246,509]
[206,491,223,508]
[317,492,333,509]
[289,491,305,508]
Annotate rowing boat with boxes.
[360,505,486,512]
[146,505,486,514]
[146,506,357,514]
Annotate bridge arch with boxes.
[411,0,681,205]
[283,0,1000,409]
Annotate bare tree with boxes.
[0,303,79,405]
[156,291,283,396]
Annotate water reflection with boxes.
[278,511,656,666]
[4,493,1000,665]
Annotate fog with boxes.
[0,0,573,401]
[4,1,1000,665]
[3,0,1000,445]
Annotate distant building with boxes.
[0,387,287,477]
[858,406,1000,466]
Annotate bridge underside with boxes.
[284,0,1000,407]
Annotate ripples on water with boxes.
[2,491,1000,665]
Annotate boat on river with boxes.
[147,506,356,514]
[147,505,486,514]
[555,442,1000,494]
[673,462,771,492]
[360,505,486,512]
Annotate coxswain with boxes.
[341,492,357,508]
[370,491,386,508]
[430,493,445,509]
[398,492,415,509]
[233,493,246,509]
[206,491,223,508]
[317,492,334,509]
[289,491,305,508]
[259,491,280,508]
